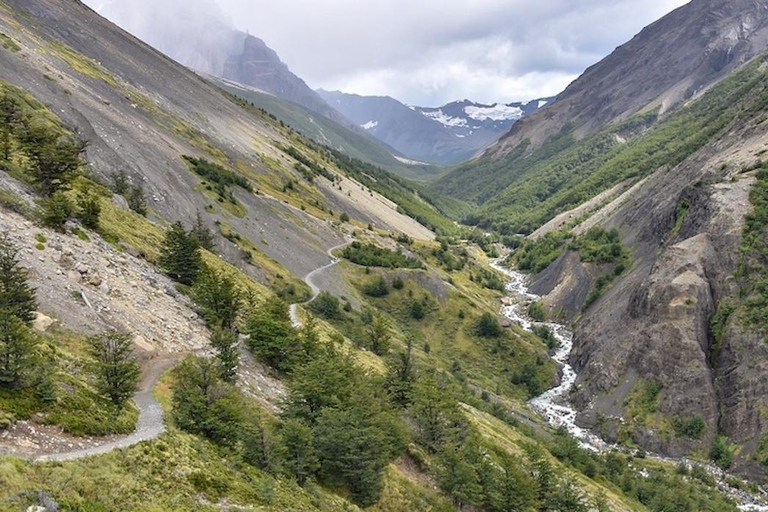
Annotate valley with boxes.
[0,0,768,511]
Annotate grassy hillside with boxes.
[433,51,768,235]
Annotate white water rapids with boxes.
[490,260,768,511]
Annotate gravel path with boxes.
[34,356,178,462]
[289,241,351,328]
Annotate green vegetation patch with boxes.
[0,32,20,52]
[341,241,424,269]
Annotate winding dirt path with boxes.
[15,242,350,462]
[27,356,179,463]
[289,240,351,328]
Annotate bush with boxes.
[342,242,423,269]
[309,291,341,319]
[339,212,350,222]
[528,302,546,322]
[673,416,706,440]
[410,300,425,320]
[475,313,502,337]
[392,276,405,290]
[363,275,389,297]
[570,227,629,264]
[710,436,734,469]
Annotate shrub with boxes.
[392,276,405,290]
[342,242,423,269]
[673,416,706,440]
[363,275,389,297]
[310,291,341,319]
[410,300,425,320]
[528,302,546,322]
[339,212,350,222]
[475,313,502,337]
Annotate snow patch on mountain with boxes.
[421,110,469,128]
[464,104,523,121]
[538,99,549,108]
[361,120,378,130]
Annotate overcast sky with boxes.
[92,0,689,106]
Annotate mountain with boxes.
[209,77,442,181]
[89,0,350,128]
[428,0,768,475]
[318,90,552,165]
[434,0,768,206]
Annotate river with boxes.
[490,260,768,511]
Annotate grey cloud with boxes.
[87,0,689,105]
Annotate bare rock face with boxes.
[536,99,768,471]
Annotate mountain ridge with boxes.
[318,89,553,165]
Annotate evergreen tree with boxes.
[189,211,215,251]
[39,192,74,231]
[245,297,296,372]
[127,184,148,216]
[283,344,357,423]
[280,418,319,486]
[76,185,101,230]
[365,311,391,355]
[87,331,140,406]
[434,443,483,510]
[191,265,242,329]
[159,222,201,285]
[0,91,20,163]
[384,338,416,408]
[210,327,239,383]
[0,234,37,324]
[410,373,465,451]
[240,420,278,472]
[19,118,87,196]
[110,170,130,195]
[410,299,425,319]
[488,454,539,512]
[0,310,35,387]
[313,381,409,506]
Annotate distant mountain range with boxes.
[318,91,553,165]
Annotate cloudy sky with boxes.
[91,0,689,106]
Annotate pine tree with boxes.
[210,327,239,382]
[87,331,141,406]
[189,211,215,251]
[0,91,20,163]
[0,310,35,387]
[191,265,241,329]
[0,234,37,324]
[159,222,202,285]
[39,192,74,231]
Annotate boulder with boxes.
[32,312,56,332]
